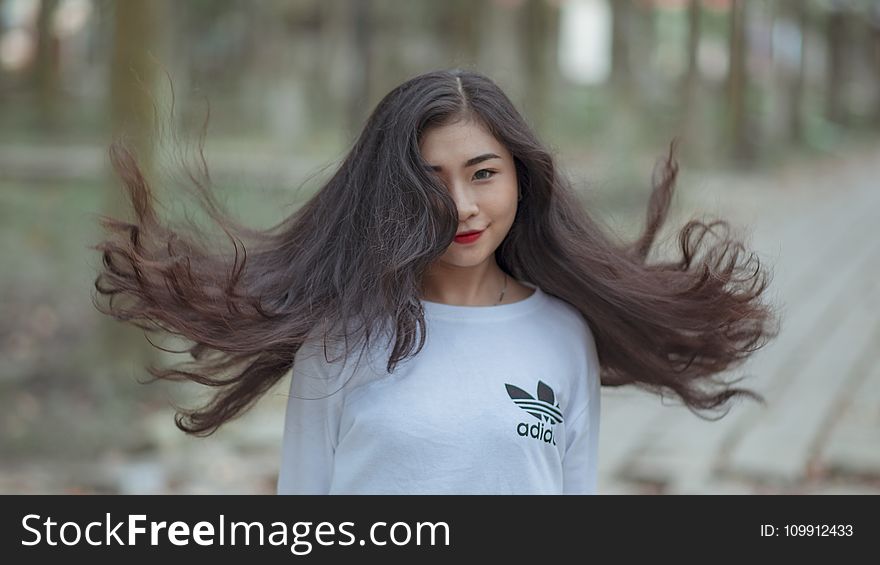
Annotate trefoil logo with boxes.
[505,380,563,446]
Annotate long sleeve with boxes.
[562,325,602,495]
[276,337,346,495]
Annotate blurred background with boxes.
[1,0,879,494]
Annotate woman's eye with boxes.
[473,169,496,181]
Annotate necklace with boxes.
[423,273,508,306]
[496,273,508,306]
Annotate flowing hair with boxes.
[92,68,780,436]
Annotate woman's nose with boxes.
[450,183,478,218]
[454,197,478,221]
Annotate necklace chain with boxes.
[422,273,508,306]
[496,273,508,306]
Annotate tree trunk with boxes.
[316,0,349,141]
[825,5,847,125]
[784,0,807,143]
[521,0,560,132]
[683,0,701,99]
[348,0,373,135]
[32,0,60,130]
[728,0,752,164]
[105,0,166,380]
[444,0,482,65]
[109,0,166,182]
[680,0,705,163]
[873,2,880,127]
[610,0,634,98]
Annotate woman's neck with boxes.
[421,261,508,306]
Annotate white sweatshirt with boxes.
[276,284,601,495]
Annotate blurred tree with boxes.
[349,0,374,135]
[109,0,166,179]
[727,0,753,164]
[607,0,641,162]
[443,0,483,66]
[782,0,807,143]
[174,1,245,109]
[308,0,376,138]
[0,0,5,90]
[680,0,707,163]
[631,0,656,92]
[31,0,60,129]
[825,1,848,124]
[369,0,418,119]
[104,0,167,383]
[872,1,880,127]
[683,0,701,101]
[610,0,634,99]
[521,0,561,132]
[478,0,527,102]
[313,0,341,132]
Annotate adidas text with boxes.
[516,421,556,445]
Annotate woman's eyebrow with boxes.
[425,152,501,171]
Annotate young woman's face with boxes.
[419,119,519,269]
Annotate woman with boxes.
[92,69,779,495]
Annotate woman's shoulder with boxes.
[292,317,391,395]
[538,289,597,349]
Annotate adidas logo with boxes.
[505,380,563,446]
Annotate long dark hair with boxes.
[92,68,780,436]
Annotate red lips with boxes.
[454,230,484,244]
